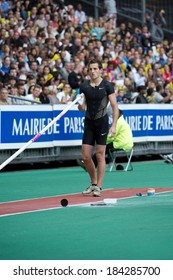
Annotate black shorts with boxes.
[82,115,109,146]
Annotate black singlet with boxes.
[80,79,115,145]
[80,79,114,120]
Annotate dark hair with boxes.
[156,85,163,92]
[137,85,146,92]
[88,59,102,69]
[147,87,154,96]
[34,84,42,90]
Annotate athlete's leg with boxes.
[94,114,109,188]
[95,144,106,188]
[82,144,97,184]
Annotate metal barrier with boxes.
[0,141,173,166]
[8,95,41,105]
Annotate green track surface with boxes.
[0,161,173,260]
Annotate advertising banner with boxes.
[0,104,173,149]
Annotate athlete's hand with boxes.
[78,94,85,105]
[78,93,86,112]
[109,126,116,137]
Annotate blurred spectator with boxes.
[118,22,126,39]
[17,84,26,97]
[135,85,148,103]
[60,62,73,81]
[18,74,27,86]
[57,83,74,104]
[106,60,124,81]
[147,85,173,103]
[20,2,28,20]
[74,2,87,26]
[52,58,66,80]
[145,67,154,83]
[81,66,90,80]
[162,84,173,103]
[0,0,12,18]
[146,9,167,43]
[24,74,36,95]
[28,84,35,95]
[0,44,10,59]
[104,0,117,29]
[17,18,25,34]
[0,87,11,104]
[34,13,48,34]
[8,76,17,89]
[91,20,104,41]
[39,85,50,104]
[153,66,165,85]
[48,85,59,104]
[140,25,152,52]
[0,55,11,84]
[29,60,39,78]
[158,46,167,66]
[42,65,53,84]
[68,63,83,93]
[134,66,146,88]
[162,64,172,83]
[116,88,125,104]
[9,86,19,104]
[25,84,41,104]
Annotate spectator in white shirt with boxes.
[25,84,41,104]
[74,3,87,26]
[134,66,146,88]
[147,86,173,103]
[104,0,117,28]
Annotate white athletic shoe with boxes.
[92,186,101,197]
[82,185,101,196]
[160,154,173,164]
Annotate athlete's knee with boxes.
[82,154,92,162]
[96,151,105,163]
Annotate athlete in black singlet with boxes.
[78,59,119,196]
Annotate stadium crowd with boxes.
[0,0,173,105]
